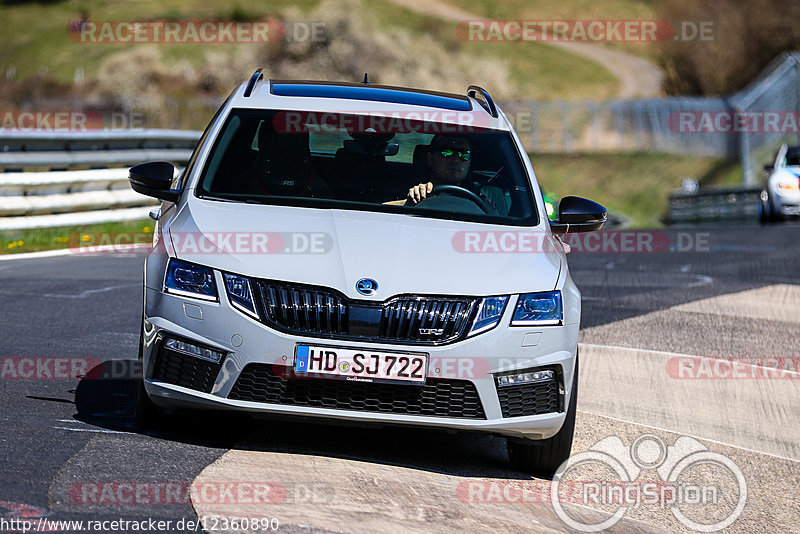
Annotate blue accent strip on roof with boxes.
[271,84,472,111]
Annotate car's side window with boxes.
[180,92,233,190]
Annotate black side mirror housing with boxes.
[550,196,607,235]
[129,161,180,202]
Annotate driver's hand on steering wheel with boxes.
[407,182,434,204]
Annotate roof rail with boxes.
[244,69,264,97]
[467,85,498,118]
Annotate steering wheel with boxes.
[427,184,492,213]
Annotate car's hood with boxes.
[776,166,800,178]
[167,199,562,300]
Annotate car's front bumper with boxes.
[142,281,579,441]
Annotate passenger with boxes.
[254,131,332,198]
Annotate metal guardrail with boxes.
[664,186,762,224]
[0,129,200,171]
[0,129,200,230]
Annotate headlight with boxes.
[777,182,799,193]
[468,296,509,336]
[511,291,562,326]
[224,272,259,319]
[164,258,218,301]
[164,337,225,363]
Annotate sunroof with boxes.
[270,82,472,111]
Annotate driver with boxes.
[406,135,508,215]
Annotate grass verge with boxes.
[0,219,154,255]
[0,0,618,107]
[530,152,740,227]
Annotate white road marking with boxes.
[671,283,800,323]
[41,283,140,299]
[578,342,800,460]
[577,410,800,465]
[52,426,129,435]
[581,342,800,376]
[687,274,713,286]
[0,244,150,262]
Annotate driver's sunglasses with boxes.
[437,148,471,162]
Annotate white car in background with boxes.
[129,70,606,476]
[761,143,800,222]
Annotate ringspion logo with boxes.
[551,435,746,532]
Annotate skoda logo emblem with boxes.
[356,278,378,296]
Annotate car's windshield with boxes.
[195,109,539,226]
[783,148,800,167]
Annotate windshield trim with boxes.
[194,192,542,228]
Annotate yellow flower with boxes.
[143,226,152,233]
[81,235,92,242]
[17,240,24,246]
[7,242,16,249]
[55,237,68,243]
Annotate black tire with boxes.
[507,354,578,478]
[770,200,784,222]
[759,193,770,224]
[135,321,162,429]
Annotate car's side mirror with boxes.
[129,162,180,202]
[549,196,607,235]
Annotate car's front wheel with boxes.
[507,353,578,477]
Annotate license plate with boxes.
[294,345,427,384]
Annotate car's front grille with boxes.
[255,281,349,334]
[150,343,221,394]
[379,297,474,342]
[228,364,486,419]
[497,379,560,418]
[251,280,477,344]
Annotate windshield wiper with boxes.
[199,194,271,204]
[198,194,241,203]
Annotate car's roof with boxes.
[226,75,510,130]
[270,80,473,111]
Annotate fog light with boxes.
[496,369,554,387]
[164,337,224,363]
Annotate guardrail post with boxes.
[740,128,753,186]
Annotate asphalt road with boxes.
[0,220,798,533]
